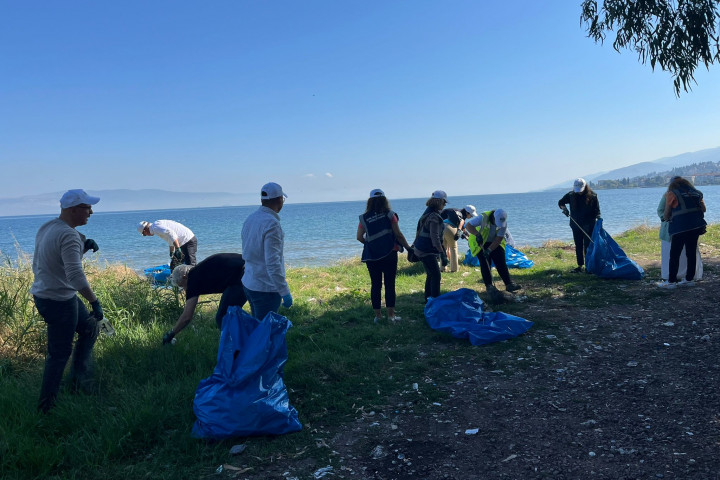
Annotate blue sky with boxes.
[2,1,718,204]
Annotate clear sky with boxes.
[2,1,718,204]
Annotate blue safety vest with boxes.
[359,210,397,262]
[414,208,443,253]
[668,186,706,235]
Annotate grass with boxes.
[1,224,718,479]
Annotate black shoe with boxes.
[506,283,522,292]
[38,395,57,413]
[571,266,583,273]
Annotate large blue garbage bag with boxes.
[585,218,644,280]
[144,264,171,284]
[424,288,533,346]
[462,245,534,269]
[191,307,302,439]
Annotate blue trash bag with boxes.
[144,264,171,284]
[462,246,534,269]
[585,218,645,280]
[424,288,533,346]
[191,307,302,439]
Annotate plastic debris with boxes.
[465,428,479,435]
[230,444,246,455]
[313,466,333,479]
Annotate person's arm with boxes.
[558,192,571,209]
[264,224,291,297]
[428,216,444,252]
[657,194,667,220]
[170,296,200,336]
[356,224,366,244]
[663,191,676,221]
[593,195,601,218]
[487,235,503,252]
[390,219,411,250]
[700,198,707,213]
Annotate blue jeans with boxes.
[243,287,281,321]
[33,295,99,412]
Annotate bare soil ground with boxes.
[238,254,720,480]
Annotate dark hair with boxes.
[261,197,283,208]
[668,176,694,191]
[365,196,391,214]
[577,184,595,204]
[426,197,445,211]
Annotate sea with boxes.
[2,186,719,272]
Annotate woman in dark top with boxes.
[558,178,601,273]
[412,190,448,302]
[357,189,412,323]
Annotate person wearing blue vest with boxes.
[660,176,707,289]
[357,189,412,322]
[412,190,449,302]
[465,209,522,293]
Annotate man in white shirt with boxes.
[31,189,104,412]
[241,182,293,320]
[137,219,198,267]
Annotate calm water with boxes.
[2,186,719,271]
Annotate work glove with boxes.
[440,251,449,267]
[453,233,460,241]
[90,300,104,321]
[561,207,570,217]
[282,294,293,308]
[172,249,182,260]
[460,231,468,240]
[162,329,176,345]
[84,238,99,253]
[483,248,492,259]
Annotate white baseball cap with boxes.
[494,209,507,228]
[573,178,587,193]
[431,190,448,201]
[369,188,385,198]
[137,221,151,234]
[463,205,477,217]
[60,189,100,209]
[261,182,287,200]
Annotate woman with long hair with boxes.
[558,178,601,273]
[357,189,412,322]
[660,176,706,289]
[411,190,448,302]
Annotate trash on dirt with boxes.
[370,445,387,459]
[229,444,246,455]
[501,454,518,462]
[589,451,596,457]
[465,428,479,435]
[412,383,418,391]
[313,466,333,479]
[215,465,223,474]
[627,361,639,367]
[663,321,675,327]
[545,335,557,339]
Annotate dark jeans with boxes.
[243,286,281,321]
[365,251,398,309]
[181,236,198,266]
[33,295,99,411]
[420,254,441,301]
[477,243,512,287]
[216,284,248,328]
[571,222,594,267]
[669,228,702,283]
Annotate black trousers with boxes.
[420,254,441,301]
[181,236,198,266]
[365,251,398,309]
[571,222,594,267]
[477,243,511,287]
[669,228,702,283]
[215,284,248,328]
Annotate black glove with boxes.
[453,233,460,241]
[460,232,468,240]
[84,239,99,253]
[90,300,104,321]
[162,329,176,345]
[172,249,182,260]
[483,248,492,259]
[561,207,570,217]
[440,251,449,267]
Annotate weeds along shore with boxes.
[0,224,718,479]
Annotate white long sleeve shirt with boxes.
[149,220,195,247]
[31,218,90,300]
[240,206,290,296]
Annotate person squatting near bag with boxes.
[557,178,601,273]
[31,189,104,413]
[356,188,413,323]
[440,204,477,273]
[465,209,522,293]
[162,253,248,345]
[412,190,449,303]
[658,176,707,289]
[137,219,198,270]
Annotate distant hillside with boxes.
[590,161,720,189]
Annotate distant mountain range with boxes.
[545,146,720,190]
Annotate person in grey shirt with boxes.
[31,189,104,413]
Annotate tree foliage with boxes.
[581,0,720,94]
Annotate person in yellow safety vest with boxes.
[465,209,522,292]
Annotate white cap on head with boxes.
[60,189,100,209]
[494,209,507,228]
[463,205,477,217]
[369,188,385,198]
[261,182,287,200]
[573,178,587,193]
[431,190,448,201]
[137,221,150,234]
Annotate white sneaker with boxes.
[678,279,696,287]
[388,315,402,322]
[373,316,382,324]
[657,281,677,289]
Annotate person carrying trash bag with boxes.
[412,190,449,303]
[465,209,522,293]
[557,178,601,273]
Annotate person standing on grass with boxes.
[440,204,477,273]
[357,188,412,323]
[660,176,707,289]
[30,189,104,413]
[161,253,248,345]
[137,219,198,269]
[412,190,449,303]
[241,182,292,320]
[557,178,601,273]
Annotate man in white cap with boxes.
[137,219,197,268]
[465,209,522,293]
[240,182,292,320]
[440,204,477,272]
[30,189,104,412]
[557,178,601,273]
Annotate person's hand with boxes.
[460,231,468,240]
[162,329,176,345]
[453,233,460,241]
[440,251,449,267]
[483,248,492,259]
[172,249,182,260]
[84,239,99,253]
[561,207,570,217]
[90,300,104,321]
[282,294,293,308]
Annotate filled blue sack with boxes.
[191,307,302,439]
[462,245,534,269]
[424,288,533,346]
[144,264,171,284]
[585,218,645,280]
